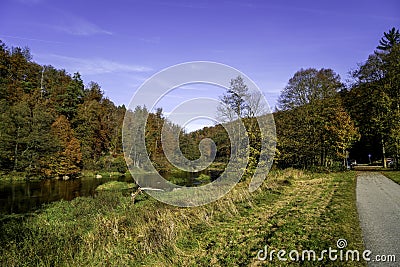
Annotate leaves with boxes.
[50,115,82,177]
[276,69,358,168]
[0,41,125,176]
[346,39,400,165]
[277,68,342,111]
[377,27,400,51]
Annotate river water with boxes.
[0,171,218,215]
[0,175,132,214]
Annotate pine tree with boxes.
[377,27,400,51]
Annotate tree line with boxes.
[188,27,400,171]
[0,41,126,178]
[345,27,400,168]
[273,27,400,169]
[0,27,398,178]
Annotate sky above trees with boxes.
[1,0,399,131]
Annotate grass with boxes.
[95,181,136,191]
[381,170,400,185]
[0,169,365,266]
[167,170,365,266]
[80,170,131,178]
[0,171,39,181]
[196,173,211,183]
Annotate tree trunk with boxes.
[382,137,387,168]
[13,126,20,171]
[396,138,399,169]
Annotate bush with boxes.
[110,156,128,173]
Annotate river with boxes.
[0,175,133,214]
[0,171,218,215]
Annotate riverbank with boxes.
[0,169,365,266]
[0,170,133,182]
[0,165,206,182]
[0,168,216,215]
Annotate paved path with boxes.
[357,172,400,266]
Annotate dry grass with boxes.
[0,169,365,266]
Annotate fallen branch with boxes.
[131,187,142,204]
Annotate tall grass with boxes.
[0,169,364,266]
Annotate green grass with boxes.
[0,169,365,266]
[196,173,211,182]
[381,171,400,185]
[80,170,131,178]
[95,181,136,191]
[0,171,39,181]
[167,171,365,266]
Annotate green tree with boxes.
[0,40,129,177]
[347,37,400,167]
[0,99,20,169]
[26,101,59,175]
[7,99,33,171]
[277,68,342,110]
[74,98,104,169]
[277,68,358,168]
[377,27,400,51]
[57,72,84,120]
[0,41,10,101]
[84,81,103,102]
[0,96,57,174]
[73,83,124,170]
[382,44,400,167]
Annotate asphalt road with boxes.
[357,172,400,266]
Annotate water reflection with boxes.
[0,176,131,214]
[0,170,220,215]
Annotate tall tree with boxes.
[381,43,400,167]
[57,72,84,120]
[377,27,400,51]
[74,98,104,169]
[0,40,129,177]
[0,41,10,101]
[278,68,342,110]
[347,35,400,167]
[218,76,249,121]
[50,115,82,177]
[276,68,358,168]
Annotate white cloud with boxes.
[36,54,152,75]
[53,16,112,36]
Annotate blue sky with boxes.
[1,0,399,130]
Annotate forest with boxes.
[0,27,399,180]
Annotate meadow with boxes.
[0,169,365,266]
